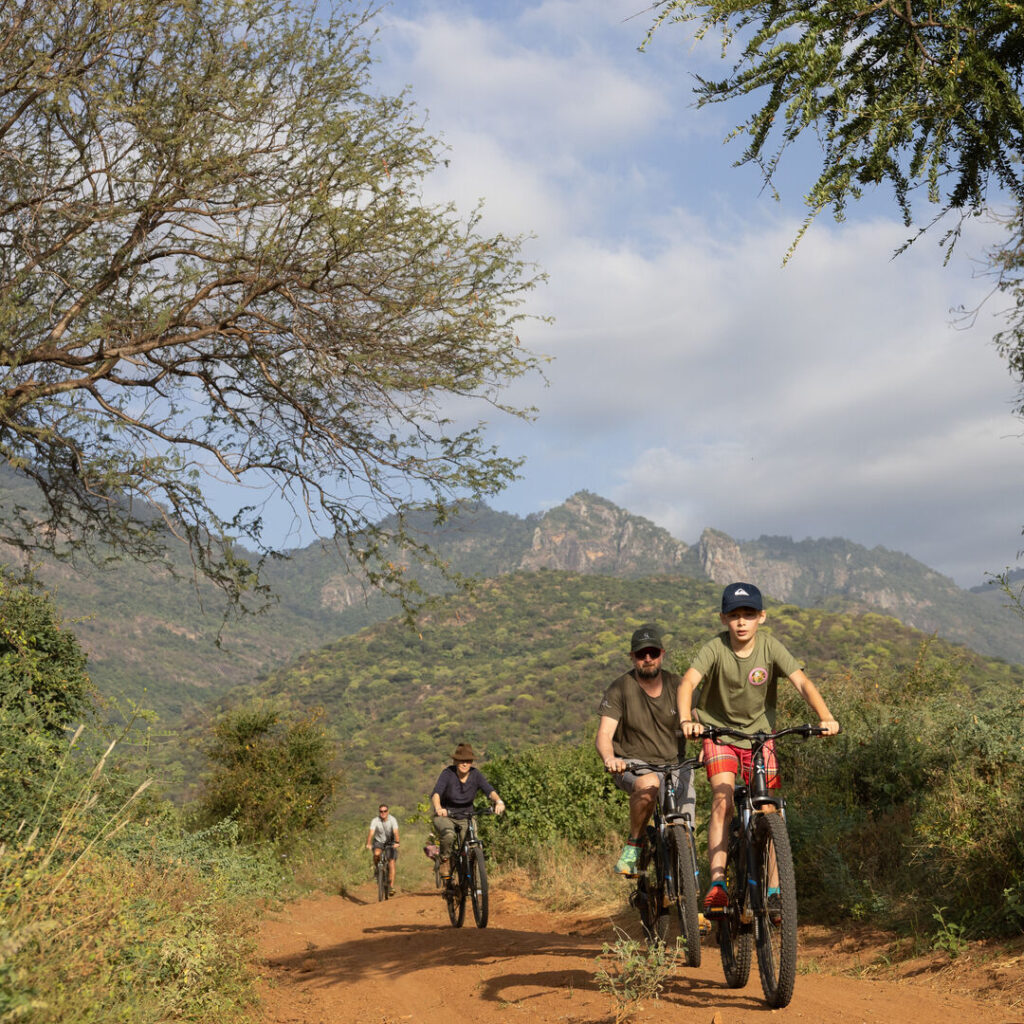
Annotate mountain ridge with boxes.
[3,484,1020,723]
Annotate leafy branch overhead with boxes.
[649,0,1024,234]
[0,0,545,609]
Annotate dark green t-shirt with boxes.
[597,669,682,762]
[691,631,802,746]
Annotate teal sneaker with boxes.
[614,843,640,876]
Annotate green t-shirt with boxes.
[597,669,682,762]
[690,632,802,746]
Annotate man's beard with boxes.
[636,663,660,680]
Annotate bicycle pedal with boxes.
[698,913,712,934]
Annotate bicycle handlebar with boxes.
[699,722,834,744]
[610,755,703,775]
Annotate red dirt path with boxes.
[256,880,1024,1024]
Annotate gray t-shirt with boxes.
[597,669,682,762]
[369,815,399,843]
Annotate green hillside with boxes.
[237,570,1020,809]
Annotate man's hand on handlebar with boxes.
[603,755,627,774]
[681,720,704,740]
[818,719,840,736]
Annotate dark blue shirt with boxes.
[431,765,495,817]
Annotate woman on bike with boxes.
[678,583,839,911]
[430,743,505,879]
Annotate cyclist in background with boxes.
[365,803,400,897]
[596,623,695,876]
[430,742,505,879]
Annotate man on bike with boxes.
[596,623,695,876]
[430,742,505,879]
[365,803,400,897]
[678,583,839,911]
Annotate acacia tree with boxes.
[0,0,543,609]
[646,2,1024,398]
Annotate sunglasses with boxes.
[633,648,662,660]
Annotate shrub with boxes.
[481,732,625,865]
[195,703,340,843]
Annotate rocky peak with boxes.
[519,491,689,575]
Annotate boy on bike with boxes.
[677,583,839,910]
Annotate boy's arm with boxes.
[677,667,704,738]
[788,669,839,734]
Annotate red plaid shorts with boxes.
[701,738,780,789]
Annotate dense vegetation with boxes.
[238,570,1020,810]
[0,571,351,1023]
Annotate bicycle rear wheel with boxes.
[445,859,466,927]
[718,833,752,988]
[469,846,489,928]
[667,823,702,967]
[636,830,668,943]
[753,811,798,1008]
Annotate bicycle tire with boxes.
[445,857,466,927]
[753,811,798,1008]
[469,845,489,928]
[719,832,752,987]
[377,857,388,902]
[636,830,669,943]
[668,823,702,967]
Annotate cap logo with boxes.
[733,587,749,596]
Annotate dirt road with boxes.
[256,880,1024,1024]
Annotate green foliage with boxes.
[482,734,625,864]
[195,704,340,843]
[0,571,91,737]
[244,570,1020,810]
[0,0,544,612]
[0,572,97,841]
[647,1,1024,234]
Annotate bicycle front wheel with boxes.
[719,832,752,988]
[469,846,489,928]
[667,823,702,968]
[636,831,668,944]
[445,860,466,927]
[753,811,798,1008]
[377,859,387,902]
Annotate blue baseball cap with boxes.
[721,583,763,614]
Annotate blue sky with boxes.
[269,0,1024,587]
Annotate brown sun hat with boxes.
[451,742,476,762]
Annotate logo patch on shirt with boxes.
[748,666,768,686]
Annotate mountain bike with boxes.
[442,808,492,929]
[700,723,829,1008]
[375,837,396,902]
[619,757,704,967]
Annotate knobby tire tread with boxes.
[668,824,702,968]
[719,833,753,987]
[469,845,489,928]
[754,811,798,1008]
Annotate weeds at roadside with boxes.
[594,927,682,1024]
[932,907,969,958]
